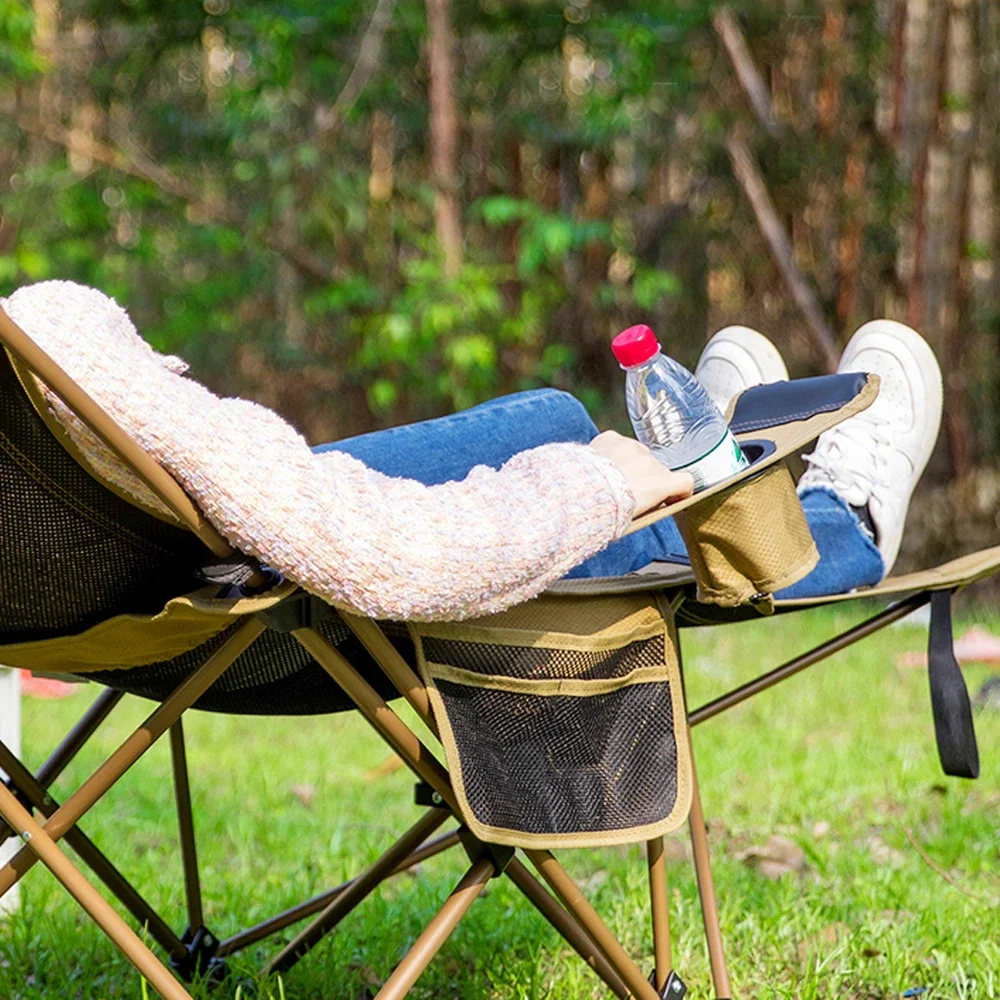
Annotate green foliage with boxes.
[0,0,37,76]
[1,0,986,463]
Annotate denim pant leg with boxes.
[313,388,682,577]
[774,487,884,598]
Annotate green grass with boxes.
[2,604,999,999]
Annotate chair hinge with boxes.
[169,925,225,982]
[414,781,447,809]
[650,970,688,999]
[457,828,515,877]
[257,592,337,633]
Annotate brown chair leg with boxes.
[526,849,661,1000]
[0,782,191,1000]
[0,738,187,959]
[169,721,204,934]
[687,738,731,999]
[505,858,631,1000]
[375,857,494,1000]
[647,836,672,992]
[298,625,662,1000]
[263,808,450,977]
[0,618,265,897]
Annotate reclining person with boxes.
[315,321,941,600]
[2,282,941,617]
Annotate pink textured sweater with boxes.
[2,282,635,620]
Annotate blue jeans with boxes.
[315,389,884,598]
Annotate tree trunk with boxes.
[905,0,949,331]
[29,0,60,167]
[425,0,463,276]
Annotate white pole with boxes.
[0,667,21,915]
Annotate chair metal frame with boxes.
[0,304,972,999]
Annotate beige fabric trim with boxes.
[0,579,297,674]
[410,600,693,850]
[424,661,671,696]
[775,544,1000,607]
[626,373,880,535]
[675,462,819,609]
[413,614,665,653]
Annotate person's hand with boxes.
[590,430,694,516]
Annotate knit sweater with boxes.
[2,281,635,620]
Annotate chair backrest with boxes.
[0,317,213,643]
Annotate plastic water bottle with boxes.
[611,324,749,492]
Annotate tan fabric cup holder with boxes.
[410,594,691,849]
[675,447,818,612]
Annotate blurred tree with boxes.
[1,0,998,564]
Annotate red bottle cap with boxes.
[611,325,660,367]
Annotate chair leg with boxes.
[375,857,494,1000]
[0,738,187,959]
[169,722,204,934]
[0,618,265,897]
[0,782,192,1000]
[526,849,662,1000]
[647,836,672,992]
[35,688,124,789]
[687,737,731,999]
[216,828,462,958]
[263,808,450,977]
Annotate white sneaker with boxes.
[798,320,943,574]
[695,325,790,415]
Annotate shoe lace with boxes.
[801,412,893,505]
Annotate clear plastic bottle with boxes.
[611,324,749,492]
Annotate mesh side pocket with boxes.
[411,594,691,849]
[675,461,818,612]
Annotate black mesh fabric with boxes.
[0,347,412,717]
[85,618,413,715]
[422,634,666,682]
[437,679,678,836]
[425,628,682,840]
[0,349,206,643]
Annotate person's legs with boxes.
[773,488,883,598]
[314,389,596,484]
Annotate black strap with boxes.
[928,590,980,779]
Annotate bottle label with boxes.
[673,430,749,492]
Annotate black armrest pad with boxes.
[729,372,870,435]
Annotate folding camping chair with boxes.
[0,301,994,1000]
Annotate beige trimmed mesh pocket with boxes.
[410,594,691,849]
[675,460,818,611]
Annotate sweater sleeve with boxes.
[304,440,636,619]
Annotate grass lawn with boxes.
[2,602,998,999]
